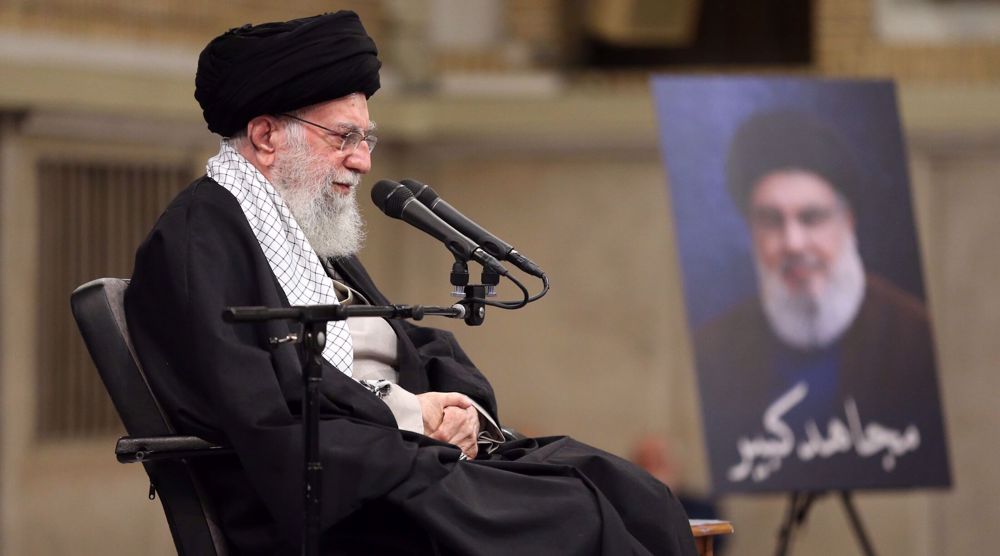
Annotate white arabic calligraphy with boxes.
[727,382,921,483]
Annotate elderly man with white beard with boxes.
[123,11,697,555]
[693,110,950,493]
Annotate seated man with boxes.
[125,11,696,555]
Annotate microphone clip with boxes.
[457,285,488,326]
[448,259,490,326]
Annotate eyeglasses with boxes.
[279,113,378,154]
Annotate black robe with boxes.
[125,177,696,555]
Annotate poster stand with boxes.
[774,491,877,556]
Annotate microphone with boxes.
[400,179,544,277]
[371,180,509,276]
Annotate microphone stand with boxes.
[449,259,499,326]
[223,303,464,556]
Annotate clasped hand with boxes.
[417,392,480,460]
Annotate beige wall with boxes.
[2,1,1000,554]
[0,125,210,555]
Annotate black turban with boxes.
[726,110,862,214]
[195,11,381,137]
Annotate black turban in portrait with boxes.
[195,11,381,137]
[726,110,863,214]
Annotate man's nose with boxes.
[781,219,808,252]
[343,145,372,174]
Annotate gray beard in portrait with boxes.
[755,233,866,350]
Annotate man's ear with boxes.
[245,115,282,168]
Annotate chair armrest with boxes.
[116,435,233,463]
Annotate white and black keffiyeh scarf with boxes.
[207,141,354,376]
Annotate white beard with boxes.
[756,234,866,350]
[270,134,366,259]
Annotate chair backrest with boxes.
[70,278,231,556]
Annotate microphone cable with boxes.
[459,270,549,311]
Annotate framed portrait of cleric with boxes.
[652,76,951,494]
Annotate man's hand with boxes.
[431,406,479,460]
[417,392,471,432]
[416,392,480,459]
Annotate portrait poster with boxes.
[652,76,951,493]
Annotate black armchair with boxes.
[70,278,233,555]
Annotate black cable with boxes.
[480,271,530,309]
[461,270,551,311]
[526,273,549,304]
